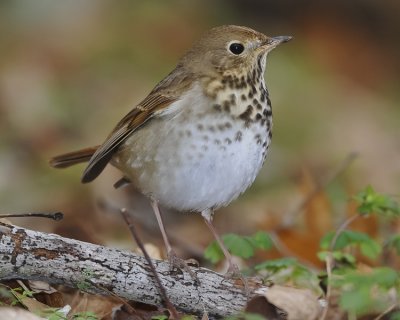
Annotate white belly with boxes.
[113,85,271,212]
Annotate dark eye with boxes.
[229,42,244,55]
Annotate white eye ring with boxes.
[227,41,245,55]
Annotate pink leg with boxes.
[202,210,241,277]
[150,198,198,281]
[150,198,173,254]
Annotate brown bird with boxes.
[50,25,291,275]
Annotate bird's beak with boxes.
[263,36,292,50]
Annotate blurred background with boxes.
[0,0,399,268]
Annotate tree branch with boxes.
[0,223,264,318]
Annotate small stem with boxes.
[373,303,397,320]
[120,208,180,319]
[329,214,360,251]
[319,254,332,320]
[0,212,63,221]
[320,214,361,320]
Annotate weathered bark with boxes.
[0,223,264,318]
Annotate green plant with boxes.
[204,185,400,318]
[72,311,98,320]
[204,231,273,264]
[77,268,95,291]
[40,308,67,320]
[225,312,266,320]
[319,186,400,318]
[151,315,169,320]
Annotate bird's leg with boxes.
[202,210,249,294]
[149,198,197,281]
[201,209,241,278]
[150,197,174,255]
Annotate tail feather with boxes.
[49,146,99,168]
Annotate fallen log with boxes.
[0,222,264,318]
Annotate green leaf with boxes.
[334,230,368,250]
[181,316,196,320]
[249,231,273,250]
[225,312,266,320]
[320,230,381,260]
[255,257,322,295]
[340,288,371,315]
[319,232,334,250]
[204,241,224,264]
[317,250,356,265]
[255,257,297,271]
[204,232,273,264]
[242,313,266,320]
[223,234,255,259]
[353,185,400,217]
[360,239,381,259]
[151,316,169,320]
[387,234,400,255]
[334,267,400,316]
[372,267,399,288]
[0,287,13,300]
[72,312,98,320]
[335,267,399,289]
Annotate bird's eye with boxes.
[229,42,245,55]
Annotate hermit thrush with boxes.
[50,25,291,275]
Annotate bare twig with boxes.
[373,303,398,320]
[0,212,63,221]
[97,198,205,259]
[320,214,361,320]
[319,254,333,320]
[120,208,180,319]
[329,214,360,251]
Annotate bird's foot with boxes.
[225,261,250,296]
[167,250,199,284]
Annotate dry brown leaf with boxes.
[69,292,121,319]
[28,281,57,294]
[27,280,64,307]
[252,285,322,320]
[299,167,333,235]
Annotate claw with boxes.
[167,250,199,284]
[224,261,250,296]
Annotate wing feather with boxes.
[81,95,177,183]
[80,66,193,183]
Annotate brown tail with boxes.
[49,146,99,168]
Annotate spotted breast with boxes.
[113,54,272,213]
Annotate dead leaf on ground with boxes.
[68,292,122,320]
[250,285,323,320]
[28,281,57,295]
